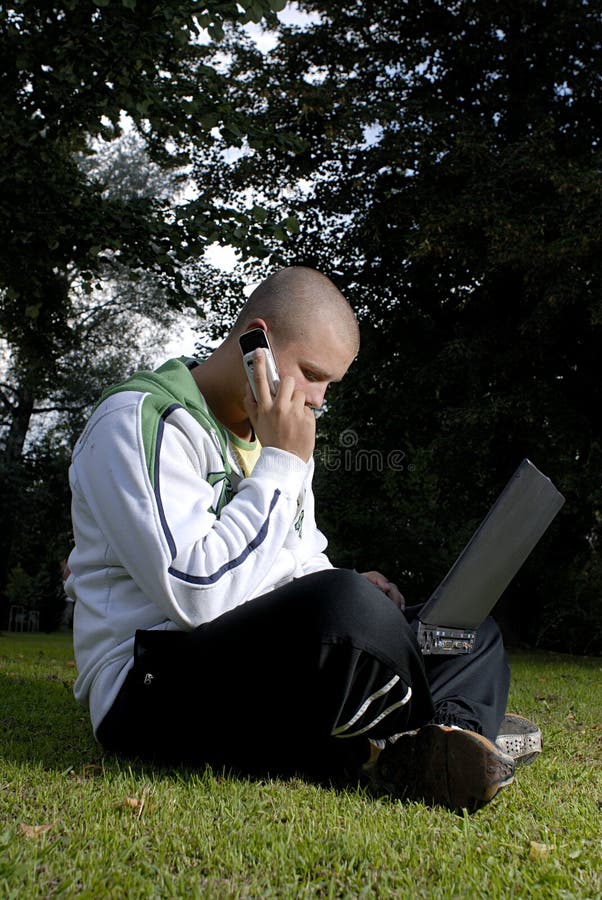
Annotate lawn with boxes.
[0,632,600,899]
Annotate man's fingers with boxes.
[385,583,405,610]
[360,570,405,610]
[252,349,273,407]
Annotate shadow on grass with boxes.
[0,663,513,812]
[0,670,105,771]
[0,670,213,791]
[0,671,320,792]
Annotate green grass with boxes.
[0,633,600,899]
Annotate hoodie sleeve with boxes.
[70,394,309,629]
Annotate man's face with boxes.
[271,319,357,412]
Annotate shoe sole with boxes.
[496,713,543,767]
[377,725,515,812]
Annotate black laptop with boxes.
[416,459,565,655]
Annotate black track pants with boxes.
[97,569,510,775]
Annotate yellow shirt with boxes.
[229,431,262,478]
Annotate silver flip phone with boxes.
[239,328,280,400]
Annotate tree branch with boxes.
[0,385,17,413]
[32,402,94,415]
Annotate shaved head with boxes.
[232,266,360,354]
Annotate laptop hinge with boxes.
[416,621,477,655]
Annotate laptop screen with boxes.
[419,459,565,630]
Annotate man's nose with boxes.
[306,385,327,410]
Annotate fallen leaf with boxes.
[67,764,102,783]
[19,823,52,839]
[66,661,77,668]
[529,841,552,860]
[123,788,149,819]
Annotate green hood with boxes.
[100,357,231,486]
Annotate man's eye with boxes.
[303,370,318,382]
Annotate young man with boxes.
[67,266,530,811]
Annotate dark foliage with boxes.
[197,0,602,652]
[0,0,292,611]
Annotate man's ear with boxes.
[243,317,269,334]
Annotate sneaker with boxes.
[369,724,515,812]
[496,714,542,767]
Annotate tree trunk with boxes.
[0,375,36,599]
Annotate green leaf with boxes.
[122,0,136,8]
[283,216,300,234]
[252,206,268,223]
[175,28,189,47]
[220,128,243,146]
[248,3,265,24]
[199,113,219,130]
[208,22,224,42]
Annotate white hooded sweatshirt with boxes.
[67,358,332,734]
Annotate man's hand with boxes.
[361,570,405,610]
[243,349,316,462]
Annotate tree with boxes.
[0,0,299,616]
[0,0,298,452]
[195,1,602,651]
